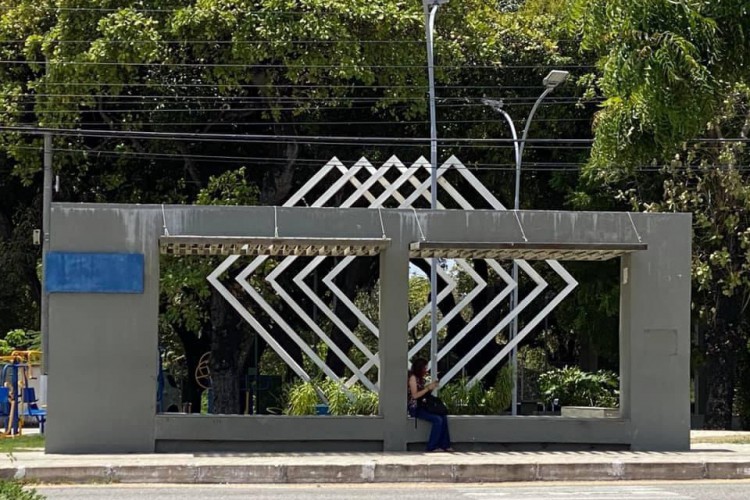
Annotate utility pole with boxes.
[41,133,52,375]
[424,0,449,388]
[41,58,53,377]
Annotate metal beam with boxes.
[160,236,390,257]
[409,241,647,261]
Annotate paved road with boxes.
[35,481,750,500]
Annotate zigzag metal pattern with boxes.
[208,155,578,394]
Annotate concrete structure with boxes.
[46,204,691,453]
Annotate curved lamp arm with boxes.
[495,108,521,174]
[519,86,554,159]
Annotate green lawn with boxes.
[0,434,44,453]
[691,435,750,444]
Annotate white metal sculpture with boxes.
[208,156,578,393]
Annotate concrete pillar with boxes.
[46,208,159,453]
[620,214,692,450]
[378,244,410,451]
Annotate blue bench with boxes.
[22,387,46,434]
[0,387,9,426]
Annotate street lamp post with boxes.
[424,0,449,388]
[482,69,569,415]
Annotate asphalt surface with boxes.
[34,481,750,500]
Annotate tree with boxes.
[2,0,610,409]
[575,0,750,427]
[576,0,750,173]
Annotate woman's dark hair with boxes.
[409,358,429,378]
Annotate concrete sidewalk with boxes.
[3,443,750,484]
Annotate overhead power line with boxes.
[0,59,595,70]
[11,145,749,174]
[0,39,426,45]
[5,99,600,116]
[6,126,745,146]
[29,83,563,90]
[19,118,594,127]
[0,125,596,145]
[16,91,585,99]
[11,95,593,103]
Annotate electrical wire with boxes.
[13,93,587,101]
[0,145,608,170]
[28,83,564,90]
[0,39,584,45]
[11,118,594,127]
[9,95,595,104]
[0,39,426,45]
[4,98,602,114]
[0,60,596,70]
[8,145,746,173]
[0,125,597,145]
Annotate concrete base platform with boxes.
[560,407,620,418]
[3,444,750,484]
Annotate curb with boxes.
[3,462,750,484]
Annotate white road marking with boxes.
[459,486,692,500]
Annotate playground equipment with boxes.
[0,351,46,437]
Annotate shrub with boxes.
[538,366,619,407]
[283,366,514,416]
[0,329,41,356]
[0,481,45,500]
[284,380,321,415]
[284,379,379,415]
[440,365,513,415]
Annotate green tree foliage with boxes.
[0,1,622,415]
[0,328,40,355]
[575,0,750,173]
[574,0,750,427]
[638,87,750,429]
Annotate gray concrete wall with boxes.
[48,204,691,453]
[47,208,162,453]
[620,214,692,451]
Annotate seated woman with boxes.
[407,357,452,452]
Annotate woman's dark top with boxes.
[407,373,425,414]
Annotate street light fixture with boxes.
[543,70,570,89]
[423,0,449,388]
[482,69,569,415]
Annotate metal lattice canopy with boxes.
[409,241,647,261]
[160,236,390,257]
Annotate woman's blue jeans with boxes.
[412,407,451,451]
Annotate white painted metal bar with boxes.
[207,255,312,385]
[469,260,579,386]
[439,260,548,386]
[433,260,514,362]
[265,258,380,393]
[283,157,341,207]
[407,259,487,359]
[234,261,356,398]
[294,258,381,390]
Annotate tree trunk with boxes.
[208,289,244,414]
[704,295,744,429]
[175,325,211,413]
[325,258,377,377]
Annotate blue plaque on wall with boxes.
[45,252,145,294]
